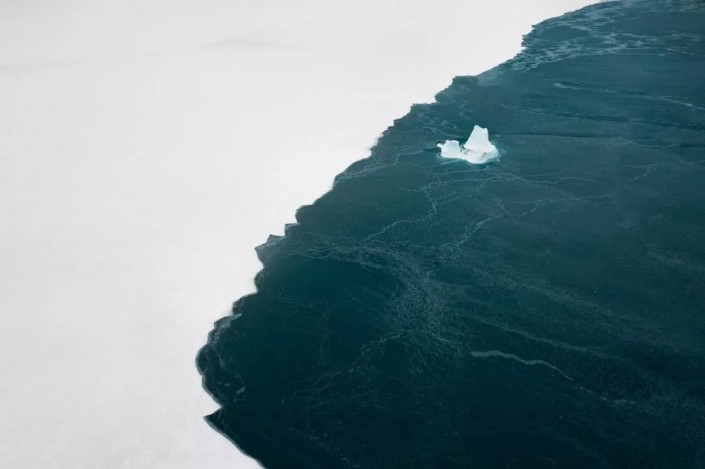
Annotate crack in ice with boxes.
[470,350,573,381]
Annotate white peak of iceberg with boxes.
[437,125,499,164]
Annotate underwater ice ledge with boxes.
[438,125,499,164]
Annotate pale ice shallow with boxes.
[0,1,599,468]
[438,125,500,164]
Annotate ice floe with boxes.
[438,125,499,164]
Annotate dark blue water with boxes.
[197,1,705,467]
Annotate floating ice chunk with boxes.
[437,125,500,164]
[464,125,498,157]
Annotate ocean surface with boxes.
[198,0,705,467]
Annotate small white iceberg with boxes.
[437,125,500,164]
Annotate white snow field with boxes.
[0,1,599,468]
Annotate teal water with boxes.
[198,1,705,467]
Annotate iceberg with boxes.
[437,125,499,164]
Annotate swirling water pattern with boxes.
[198,1,705,467]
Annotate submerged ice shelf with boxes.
[437,125,499,164]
